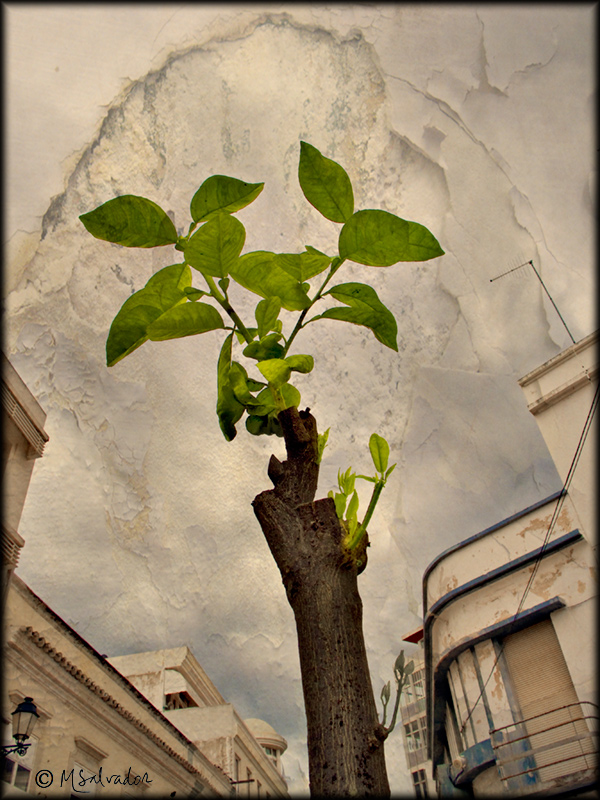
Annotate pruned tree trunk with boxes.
[252,407,390,797]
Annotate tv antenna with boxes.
[490,260,576,345]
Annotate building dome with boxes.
[244,718,288,754]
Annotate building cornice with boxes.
[2,381,49,458]
[16,625,205,776]
[2,522,25,569]
[422,490,563,611]
[518,330,598,387]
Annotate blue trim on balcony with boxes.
[426,528,581,623]
[423,525,582,769]
[451,738,496,785]
[422,490,563,608]
[427,596,567,770]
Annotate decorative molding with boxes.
[2,523,25,569]
[18,625,204,777]
[74,736,109,762]
[2,382,49,458]
[422,490,564,609]
[425,529,582,624]
[518,330,598,387]
[525,366,598,415]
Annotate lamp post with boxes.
[1,698,39,757]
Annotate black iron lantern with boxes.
[2,698,39,757]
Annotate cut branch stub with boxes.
[252,407,390,796]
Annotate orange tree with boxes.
[80,142,443,796]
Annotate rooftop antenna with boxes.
[490,259,576,345]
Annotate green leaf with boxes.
[243,333,285,361]
[255,298,282,339]
[394,650,405,675]
[381,681,391,704]
[80,195,178,248]
[228,362,259,408]
[346,490,360,522]
[256,359,292,389]
[385,463,397,480]
[333,493,347,519]
[356,474,378,483]
[249,387,278,417]
[339,209,444,265]
[298,142,354,223]
[305,245,328,257]
[229,251,311,311]
[338,467,356,495]
[190,176,264,223]
[370,433,390,474]
[272,252,332,282]
[217,334,245,441]
[404,660,415,676]
[106,263,191,366]
[316,427,330,464]
[314,282,398,351]
[285,354,314,374]
[184,213,246,278]
[146,302,224,340]
[246,413,283,438]
[280,382,301,410]
[235,328,259,345]
[183,287,207,301]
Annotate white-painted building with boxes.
[423,332,598,797]
[109,648,289,798]
[397,636,436,798]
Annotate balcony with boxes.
[490,701,598,795]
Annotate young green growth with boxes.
[379,650,415,736]
[79,143,443,442]
[329,433,397,570]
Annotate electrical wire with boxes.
[458,378,598,735]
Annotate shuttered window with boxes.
[499,618,595,788]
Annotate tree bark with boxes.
[252,407,390,797]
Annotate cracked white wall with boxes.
[4,5,595,795]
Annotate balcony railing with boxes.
[490,701,598,794]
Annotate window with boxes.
[499,619,595,786]
[412,670,425,700]
[2,758,31,791]
[246,768,252,797]
[72,763,98,796]
[411,768,428,797]
[402,669,426,707]
[164,691,198,710]
[263,745,278,769]
[404,716,427,752]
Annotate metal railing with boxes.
[490,701,598,794]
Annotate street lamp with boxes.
[1,698,39,757]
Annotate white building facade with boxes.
[398,641,436,798]
[109,648,289,798]
[423,332,598,797]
